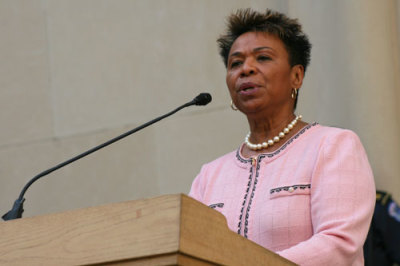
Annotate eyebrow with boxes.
[229,46,274,57]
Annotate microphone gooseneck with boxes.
[2,93,212,221]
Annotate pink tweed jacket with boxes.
[189,124,375,265]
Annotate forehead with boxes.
[229,31,288,57]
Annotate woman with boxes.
[189,8,375,266]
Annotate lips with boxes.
[237,82,258,94]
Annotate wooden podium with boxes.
[0,194,295,265]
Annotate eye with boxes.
[257,55,271,61]
[230,60,242,68]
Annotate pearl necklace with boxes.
[245,115,302,150]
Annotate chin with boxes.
[240,106,265,116]
[239,101,266,113]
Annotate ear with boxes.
[290,65,304,89]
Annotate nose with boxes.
[240,58,256,77]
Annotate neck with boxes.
[247,112,296,143]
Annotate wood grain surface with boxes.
[0,194,295,265]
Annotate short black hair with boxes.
[217,8,311,72]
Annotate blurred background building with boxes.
[1,0,399,218]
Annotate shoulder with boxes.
[309,125,373,177]
[199,149,238,173]
[311,124,358,137]
[194,148,243,187]
[298,124,370,168]
[307,124,364,147]
[189,149,239,200]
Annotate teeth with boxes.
[243,87,254,91]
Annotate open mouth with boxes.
[238,82,258,93]
[242,87,255,91]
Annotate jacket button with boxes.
[288,187,294,193]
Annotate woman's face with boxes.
[226,31,303,117]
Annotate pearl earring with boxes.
[230,100,238,111]
[291,88,298,99]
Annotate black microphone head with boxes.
[193,93,212,106]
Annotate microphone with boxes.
[193,93,212,106]
[2,93,212,221]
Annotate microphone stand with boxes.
[2,93,211,221]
